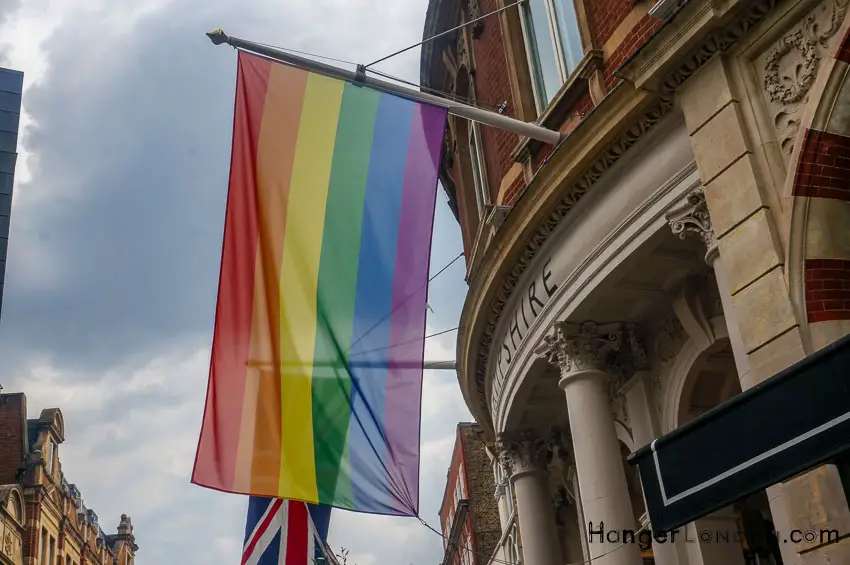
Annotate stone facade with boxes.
[438,423,501,565]
[0,392,137,565]
[422,0,850,564]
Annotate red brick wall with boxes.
[503,173,526,206]
[805,259,850,323]
[605,12,663,90]
[471,0,521,200]
[793,129,850,200]
[24,496,41,561]
[588,0,632,47]
[438,429,464,539]
[0,393,26,484]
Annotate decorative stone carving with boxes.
[760,0,849,158]
[456,30,471,75]
[545,427,572,471]
[497,431,554,476]
[536,321,624,374]
[626,323,649,371]
[472,0,779,429]
[468,0,484,38]
[2,532,11,556]
[666,187,717,265]
[648,315,688,418]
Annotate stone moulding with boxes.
[462,0,780,433]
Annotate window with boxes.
[519,0,584,111]
[46,439,54,474]
[8,494,21,522]
[49,536,55,565]
[40,529,47,565]
[468,122,489,218]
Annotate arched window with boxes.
[519,0,584,111]
[8,493,22,522]
[46,438,55,474]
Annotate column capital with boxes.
[496,431,555,478]
[535,321,624,376]
[666,187,718,265]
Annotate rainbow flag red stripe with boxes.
[192,51,446,516]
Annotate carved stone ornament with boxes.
[535,321,624,374]
[2,532,11,555]
[472,0,779,429]
[648,315,688,417]
[497,431,554,476]
[456,30,471,74]
[762,0,849,157]
[468,0,484,38]
[666,188,718,265]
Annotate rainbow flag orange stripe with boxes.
[191,51,447,516]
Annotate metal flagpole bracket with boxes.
[353,64,367,85]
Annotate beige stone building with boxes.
[0,392,137,565]
[421,0,850,564]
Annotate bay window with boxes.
[519,0,584,112]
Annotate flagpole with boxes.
[206,30,565,146]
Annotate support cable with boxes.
[362,0,528,69]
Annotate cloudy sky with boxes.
[0,0,474,563]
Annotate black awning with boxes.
[628,333,850,533]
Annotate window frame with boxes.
[518,0,584,114]
[468,120,489,218]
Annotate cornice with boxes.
[457,0,780,437]
[615,0,777,91]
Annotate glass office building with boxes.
[0,66,22,322]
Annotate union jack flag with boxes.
[242,496,335,565]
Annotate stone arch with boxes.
[52,410,65,442]
[784,16,850,352]
[3,486,25,525]
[661,334,718,434]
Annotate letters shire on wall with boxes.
[491,257,559,411]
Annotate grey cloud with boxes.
[1,5,302,372]
[0,0,471,563]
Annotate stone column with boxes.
[666,187,799,565]
[498,433,563,565]
[666,188,751,383]
[538,322,643,565]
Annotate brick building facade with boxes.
[0,392,137,565]
[422,0,850,564]
[438,424,501,565]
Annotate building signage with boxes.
[491,256,559,406]
[629,333,850,532]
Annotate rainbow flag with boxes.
[191,51,447,516]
